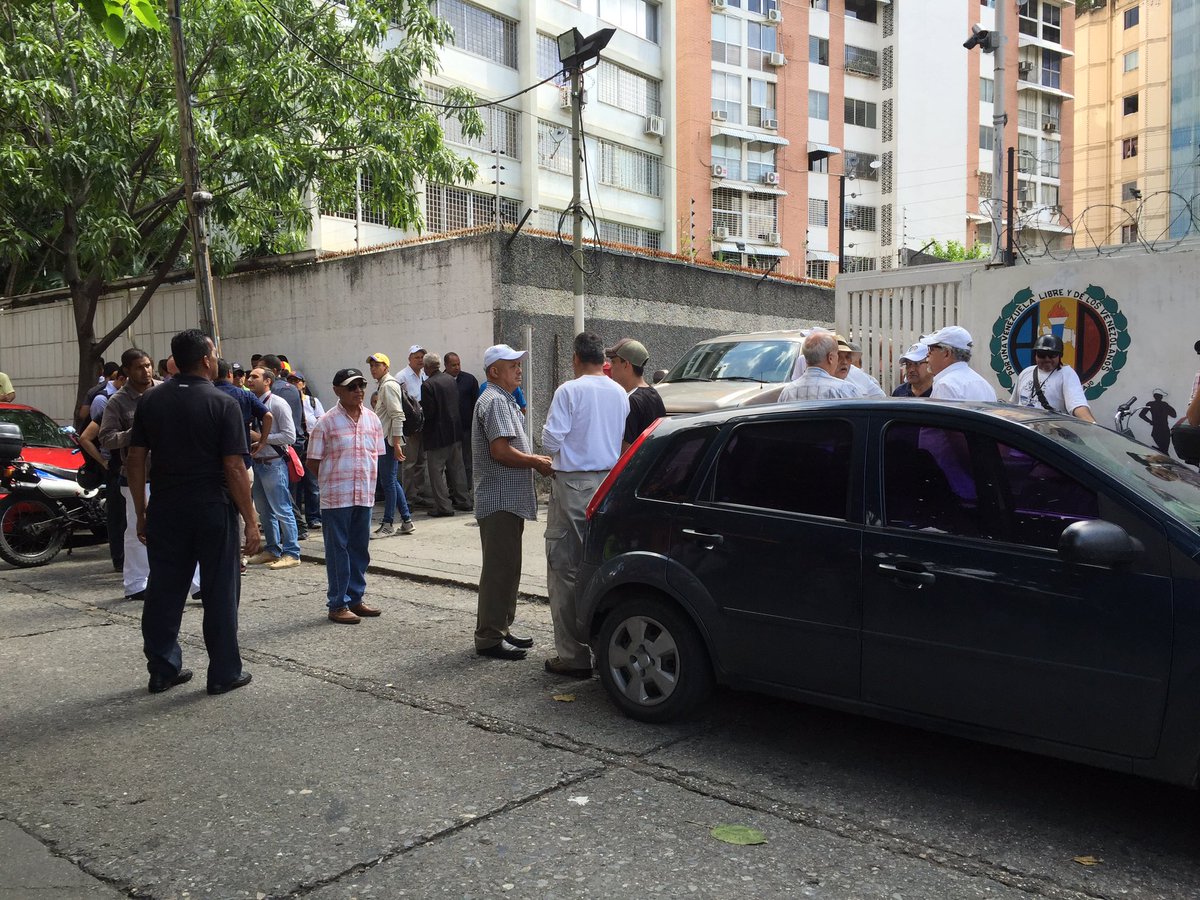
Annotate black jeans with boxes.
[105,463,125,566]
[142,498,242,687]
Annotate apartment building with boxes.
[312,0,675,255]
[1075,0,1200,246]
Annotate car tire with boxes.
[596,593,714,723]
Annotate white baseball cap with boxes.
[408,344,426,356]
[899,343,930,364]
[920,325,974,351]
[483,344,527,369]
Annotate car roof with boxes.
[690,329,811,344]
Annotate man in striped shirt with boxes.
[307,368,385,625]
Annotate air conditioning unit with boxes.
[763,171,781,185]
[711,109,728,122]
[761,117,779,130]
[767,232,782,245]
[713,226,730,240]
[711,164,729,178]
[769,51,787,67]
[767,8,783,22]
[711,0,728,8]
[559,86,572,110]
[1042,120,1058,133]
[1018,61,1033,76]
[645,115,665,136]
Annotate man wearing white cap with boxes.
[921,326,996,401]
[891,343,934,397]
[399,344,432,508]
[473,345,553,661]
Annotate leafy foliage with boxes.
[0,0,481,402]
[925,239,989,262]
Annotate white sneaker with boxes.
[246,551,277,566]
[267,555,300,570]
[399,519,415,535]
[372,523,395,539]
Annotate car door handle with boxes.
[682,528,724,548]
[877,562,935,586]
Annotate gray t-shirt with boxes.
[472,383,537,521]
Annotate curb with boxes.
[297,552,549,603]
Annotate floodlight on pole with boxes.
[557,27,616,336]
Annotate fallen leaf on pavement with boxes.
[567,796,589,806]
[552,693,576,702]
[710,824,767,846]
[1072,856,1102,866]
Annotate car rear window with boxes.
[712,419,854,519]
[638,426,718,503]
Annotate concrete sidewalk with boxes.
[297,502,549,599]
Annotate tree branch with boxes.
[95,223,190,353]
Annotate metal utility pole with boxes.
[167,0,220,349]
[837,173,847,275]
[990,0,1009,262]
[569,66,585,337]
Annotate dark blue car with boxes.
[577,400,1200,786]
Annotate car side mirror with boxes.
[1058,520,1143,566]
[652,369,668,384]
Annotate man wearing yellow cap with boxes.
[367,352,415,537]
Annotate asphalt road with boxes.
[2,543,1200,899]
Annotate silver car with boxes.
[654,330,806,414]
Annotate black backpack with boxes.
[401,389,423,436]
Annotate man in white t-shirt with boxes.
[1010,334,1095,421]
[398,344,431,507]
[921,326,997,401]
[541,332,629,679]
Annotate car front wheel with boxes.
[596,594,713,723]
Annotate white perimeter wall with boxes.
[0,237,498,422]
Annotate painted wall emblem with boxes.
[990,285,1130,400]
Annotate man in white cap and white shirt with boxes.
[844,343,887,398]
[891,343,934,397]
[473,344,553,662]
[921,326,997,401]
[541,332,629,679]
[399,344,431,507]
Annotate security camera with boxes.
[964,24,998,52]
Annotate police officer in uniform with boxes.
[127,329,260,696]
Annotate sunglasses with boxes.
[1034,351,1061,359]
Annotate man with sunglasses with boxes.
[1010,334,1095,422]
[306,368,385,624]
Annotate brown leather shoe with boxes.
[328,607,361,624]
[348,601,381,617]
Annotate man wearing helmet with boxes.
[1010,335,1096,422]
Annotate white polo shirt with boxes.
[930,361,997,401]
[845,365,887,398]
[1010,364,1089,415]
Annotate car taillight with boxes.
[586,417,663,521]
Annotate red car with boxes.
[0,402,87,490]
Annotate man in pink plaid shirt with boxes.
[306,367,385,624]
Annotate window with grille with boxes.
[427,85,519,158]
[712,188,742,237]
[845,45,879,77]
[810,36,829,65]
[882,46,894,89]
[711,189,776,240]
[808,198,828,226]
[434,0,517,68]
[746,142,776,182]
[712,71,743,123]
[882,99,894,142]
[846,150,879,180]
[844,97,877,128]
[598,0,659,43]
[597,60,662,117]
[712,136,742,181]
[599,140,662,196]
[359,169,389,225]
[980,78,994,103]
[594,218,663,249]
[809,90,829,121]
[537,120,571,173]
[711,14,741,65]
[747,192,778,240]
[536,34,570,85]
[807,259,830,280]
[426,184,519,232]
[749,79,776,127]
[1122,136,1138,159]
[844,204,876,232]
[843,255,875,273]
[747,22,777,72]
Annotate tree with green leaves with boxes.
[926,239,989,262]
[0,0,480,410]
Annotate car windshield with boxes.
[0,409,73,449]
[1032,419,1200,529]
[662,340,799,384]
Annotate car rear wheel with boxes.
[596,594,714,723]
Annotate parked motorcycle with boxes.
[0,423,107,568]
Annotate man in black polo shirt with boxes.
[127,330,260,696]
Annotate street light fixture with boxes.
[557,27,616,336]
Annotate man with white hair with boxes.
[921,326,996,401]
[779,332,863,402]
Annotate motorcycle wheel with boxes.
[0,496,68,568]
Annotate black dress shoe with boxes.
[425,510,454,518]
[125,590,146,602]
[477,641,527,661]
[207,671,253,695]
[148,668,193,694]
[504,632,534,649]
